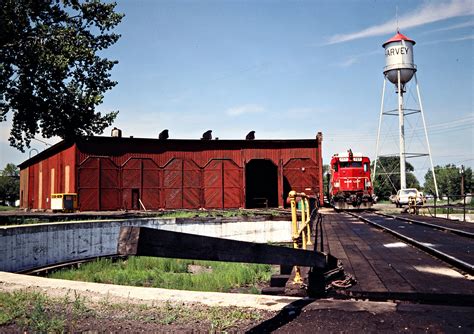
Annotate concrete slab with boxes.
[0,271,299,311]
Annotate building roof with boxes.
[19,134,323,169]
[18,140,75,169]
[382,31,416,47]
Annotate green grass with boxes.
[0,205,16,212]
[49,257,273,293]
[0,289,267,332]
[0,290,71,332]
[156,209,285,218]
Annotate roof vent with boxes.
[159,129,169,140]
[246,131,255,140]
[111,127,122,138]
[201,130,212,140]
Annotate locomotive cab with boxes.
[330,149,374,210]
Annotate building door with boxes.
[132,189,139,210]
[245,159,278,208]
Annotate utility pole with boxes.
[460,165,465,197]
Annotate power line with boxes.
[32,138,52,146]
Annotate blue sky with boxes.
[1,0,473,185]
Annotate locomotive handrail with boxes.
[288,190,313,283]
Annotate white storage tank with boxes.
[383,31,416,85]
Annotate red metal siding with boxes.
[163,159,183,209]
[183,160,201,209]
[20,143,77,210]
[122,158,141,209]
[78,157,99,211]
[283,158,320,197]
[223,160,243,208]
[203,160,242,209]
[142,159,160,209]
[122,158,161,210]
[203,160,223,208]
[29,164,37,209]
[21,136,324,210]
[99,158,120,210]
[161,159,202,209]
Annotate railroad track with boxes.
[374,212,474,238]
[346,211,474,276]
[17,255,125,276]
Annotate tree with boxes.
[0,163,20,204]
[424,164,472,199]
[323,164,330,198]
[372,157,420,200]
[0,0,123,151]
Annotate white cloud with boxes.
[423,20,474,34]
[327,0,474,45]
[225,104,265,116]
[421,34,474,45]
[333,49,381,68]
[447,34,474,41]
[338,57,358,68]
[287,108,324,115]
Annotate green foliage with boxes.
[323,164,330,197]
[372,157,419,200]
[424,164,472,198]
[49,257,273,293]
[97,296,263,331]
[0,163,19,204]
[0,290,66,332]
[0,205,16,211]
[0,0,123,151]
[29,296,65,333]
[0,289,266,332]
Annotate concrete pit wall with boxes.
[0,218,292,273]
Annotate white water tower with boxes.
[374,31,439,197]
[383,32,416,89]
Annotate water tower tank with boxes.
[383,31,416,84]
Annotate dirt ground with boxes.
[253,300,474,333]
[1,299,276,333]
[2,289,473,333]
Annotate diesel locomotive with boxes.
[329,149,374,210]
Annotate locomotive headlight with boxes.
[366,181,371,187]
[334,182,340,187]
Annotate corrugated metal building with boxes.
[19,133,323,211]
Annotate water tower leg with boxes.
[414,74,439,198]
[373,78,387,181]
[397,70,407,190]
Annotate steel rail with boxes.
[347,212,474,276]
[374,212,474,239]
[16,255,125,275]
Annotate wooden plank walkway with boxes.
[321,210,474,299]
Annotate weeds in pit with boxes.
[49,257,272,293]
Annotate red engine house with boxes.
[330,149,374,210]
